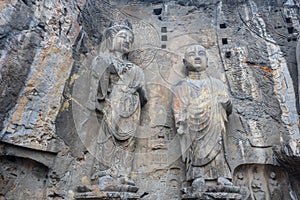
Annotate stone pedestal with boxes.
[182,192,241,200]
[181,185,241,200]
[74,192,139,200]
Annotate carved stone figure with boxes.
[236,172,251,200]
[268,172,282,200]
[88,19,147,191]
[172,45,233,192]
[251,171,266,200]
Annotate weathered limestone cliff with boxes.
[1,0,300,199]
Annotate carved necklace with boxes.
[112,58,134,75]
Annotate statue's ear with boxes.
[106,38,113,51]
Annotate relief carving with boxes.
[2,1,300,200]
[251,170,266,200]
[171,45,240,198]
[87,19,147,193]
[268,171,282,200]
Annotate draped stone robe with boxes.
[89,54,147,177]
[172,76,232,181]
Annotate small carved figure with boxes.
[172,45,233,192]
[236,172,251,199]
[268,171,282,200]
[88,19,147,190]
[251,171,266,200]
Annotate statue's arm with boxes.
[222,99,232,116]
[137,85,147,107]
[218,81,232,115]
[172,84,188,134]
[86,57,102,110]
[87,56,111,110]
[137,70,148,107]
[172,84,190,161]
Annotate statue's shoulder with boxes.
[131,62,142,70]
[92,54,111,64]
[208,77,230,96]
[173,78,189,91]
[209,76,226,86]
[176,78,189,85]
[90,54,112,75]
[127,61,144,75]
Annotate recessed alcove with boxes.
[220,23,227,29]
[222,38,228,45]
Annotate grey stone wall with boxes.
[1,0,300,199]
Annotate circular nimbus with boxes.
[113,9,160,69]
[72,23,221,174]
[72,17,167,173]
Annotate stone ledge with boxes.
[0,141,57,168]
[74,192,140,200]
[182,192,241,200]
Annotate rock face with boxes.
[0,0,300,200]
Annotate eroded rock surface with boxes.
[1,0,300,199]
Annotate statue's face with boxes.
[111,29,133,54]
[184,45,207,72]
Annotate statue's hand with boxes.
[177,126,184,135]
[221,100,232,115]
[177,122,187,135]
[101,54,114,65]
[91,55,113,77]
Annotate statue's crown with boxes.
[108,19,133,31]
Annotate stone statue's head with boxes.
[183,44,208,72]
[104,19,134,54]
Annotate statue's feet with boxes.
[98,175,139,193]
[120,177,136,186]
[98,175,115,190]
[216,177,240,193]
[192,178,207,192]
[217,177,233,186]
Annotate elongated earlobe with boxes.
[106,38,113,51]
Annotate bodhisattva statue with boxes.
[172,45,233,193]
[88,19,147,191]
